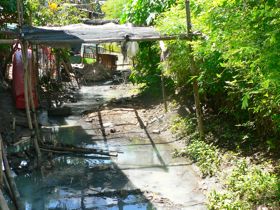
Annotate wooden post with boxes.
[22,42,33,130]
[185,0,204,140]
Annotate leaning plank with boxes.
[40,145,118,157]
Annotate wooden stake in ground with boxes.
[185,0,205,140]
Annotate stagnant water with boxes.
[13,84,156,210]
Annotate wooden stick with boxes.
[1,141,24,210]
[40,145,118,157]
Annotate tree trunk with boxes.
[185,0,205,140]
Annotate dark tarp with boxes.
[22,23,180,46]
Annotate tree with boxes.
[0,0,17,26]
[157,0,280,138]
[26,0,86,26]
[121,0,176,26]
[102,0,128,20]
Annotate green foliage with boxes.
[208,160,280,209]
[0,0,17,26]
[82,58,95,64]
[121,0,176,26]
[26,0,86,26]
[118,0,176,91]
[129,42,161,87]
[102,0,128,20]
[170,116,196,139]
[156,0,280,138]
[185,139,220,176]
[156,1,192,87]
[193,0,280,136]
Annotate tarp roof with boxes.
[21,23,185,46]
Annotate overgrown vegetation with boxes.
[171,115,280,209]
[156,0,280,141]
[209,160,280,209]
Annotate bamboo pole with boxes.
[0,134,3,187]
[22,42,33,130]
[17,0,33,129]
[1,140,24,210]
[27,49,42,167]
[185,0,204,140]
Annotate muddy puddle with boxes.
[14,83,156,210]
[12,83,206,210]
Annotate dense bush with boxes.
[156,0,280,139]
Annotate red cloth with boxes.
[12,48,38,109]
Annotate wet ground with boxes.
[15,83,206,210]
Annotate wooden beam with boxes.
[0,39,17,44]
[26,34,189,45]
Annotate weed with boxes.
[170,116,196,139]
[208,159,280,209]
[185,139,221,177]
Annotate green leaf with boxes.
[241,93,250,109]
